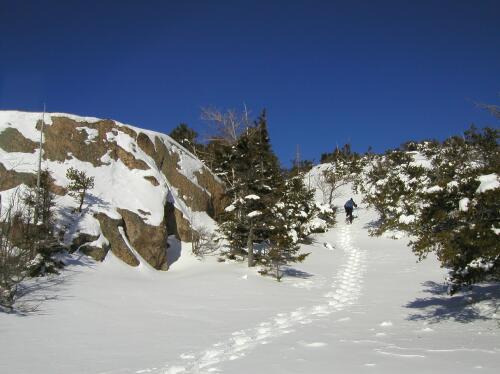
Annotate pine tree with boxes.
[23,169,62,276]
[263,181,311,281]
[169,123,202,157]
[66,167,95,212]
[219,111,283,266]
[360,126,499,292]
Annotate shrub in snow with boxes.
[0,169,64,311]
[191,226,220,258]
[313,152,362,206]
[412,173,499,294]
[360,126,499,293]
[360,149,429,235]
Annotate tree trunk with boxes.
[247,225,254,267]
[78,189,85,212]
[328,186,334,206]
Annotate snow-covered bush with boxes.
[360,150,429,235]
[361,126,499,292]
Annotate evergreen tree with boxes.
[23,169,62,276]
[66,167,95,212]
[360,126,499,292]
[219,111,283,266]
[169,123,202,156]
[264,197,310,281]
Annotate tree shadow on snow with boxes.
[405,281,500,323]
[58,193,110,226]
[363,216,383,231]
[282,267,314,279]
[5,255,96,317]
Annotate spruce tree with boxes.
[66,167,95,212]
[360,126,499,292]
[219,111,283,266]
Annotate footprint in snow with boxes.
[323,242,334,250]
[299,341,328,348]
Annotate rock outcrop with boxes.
[0,111,225,270]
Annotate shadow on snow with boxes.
[3,254,96,317]
[405,280,500,323]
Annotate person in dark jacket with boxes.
[344,198,357,223]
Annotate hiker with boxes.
[344,198,357,223]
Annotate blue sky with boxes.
[0,0,498,166]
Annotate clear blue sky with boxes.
[1,0,498,166]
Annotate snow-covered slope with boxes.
[0,110,224,269]
[0,184,498,373]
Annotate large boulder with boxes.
[0,111,225,269]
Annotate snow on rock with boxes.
[76,126,99,143]
[0,110,224,269]
[476,173,499,194]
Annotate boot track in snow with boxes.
[152,224,367,374]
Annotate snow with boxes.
[399,214,416,224]
[410,152,432,169]
[247,210,262,218]
[476,173,499,194]
[0,111,101,142]
[76,126,99,143]
[323,242,334,250]
[447,180,459,190]
[459,197,470,212]
[1,184,498,374]
[0,110,218,244]
[244,194,260,200]
[224,204,236,212]
[425,185,443,193]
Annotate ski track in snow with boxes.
[147,224,367,374]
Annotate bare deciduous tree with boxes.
[314,164,352,206]
[200,106,252,144]
[192,226,220,258]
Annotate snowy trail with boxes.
[153,223,367,374]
